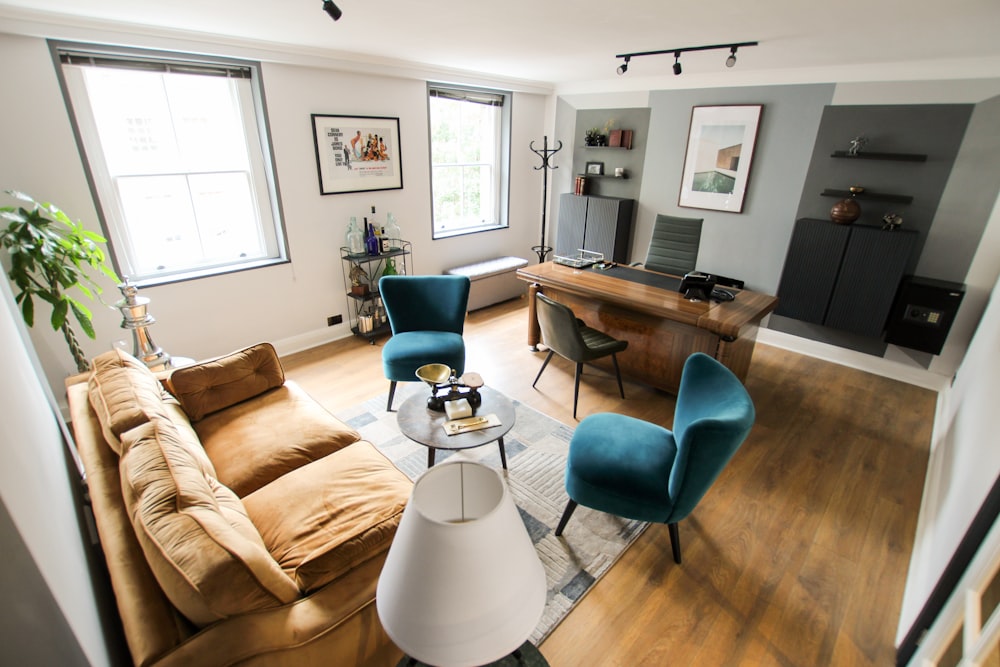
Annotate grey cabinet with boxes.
[555,193,634,263]
[775,218,917,337]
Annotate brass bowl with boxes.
[415,363,451,386]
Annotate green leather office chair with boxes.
[554,352,755,564]
[641,213,704,276]
[532,293,628,420]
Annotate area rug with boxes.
[334,383,648,643]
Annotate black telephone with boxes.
[678,272,716,301]
[679,272,737,302]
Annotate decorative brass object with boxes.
[415,364,484,412]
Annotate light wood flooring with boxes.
[282,297,936,667]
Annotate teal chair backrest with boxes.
[644,214,703,276]
[379,275,470,335]
[665,352,755,523]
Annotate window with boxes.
[53,43,288,284]
[428,84,511,239]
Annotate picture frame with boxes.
[311,114,403,195]
[678,105,763,213]
[586,161,604,176]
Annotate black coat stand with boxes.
[529,136,562,263]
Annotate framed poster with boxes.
[311,114,403,195]
[678,105,762,213]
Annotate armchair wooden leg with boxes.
[668,522,682,564]
[555,500,578,537]
[386,381,398,412]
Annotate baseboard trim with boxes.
[757,327,950,393]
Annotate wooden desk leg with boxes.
[527,283,541,351]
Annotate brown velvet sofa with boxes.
[66,343,412,666]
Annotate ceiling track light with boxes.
[614,40,758,76]
[322,0,342,21]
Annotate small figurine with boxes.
[848,135,868,156]
[882,212,903,230]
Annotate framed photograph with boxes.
[678,105,763,213]
[586,161,604,176]
[311,114,403,195]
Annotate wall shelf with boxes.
[821,188,913,204]
[578,173,628,180]
[831,150,927,162]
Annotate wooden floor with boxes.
[282,297,936,667]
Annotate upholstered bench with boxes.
[445,256,529,311]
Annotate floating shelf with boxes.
[578,173,628,180]
[821,188,913,204]
[831,150,927,162]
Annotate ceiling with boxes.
[3,0,1000,91]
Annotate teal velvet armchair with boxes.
[379,275,470,411]
[554,352,755,564]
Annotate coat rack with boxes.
[529,136,562,263]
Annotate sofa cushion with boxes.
[120,418,300,627]
[166,343,285,422]
[194,381,362,497]
[243,441,411,593]
[88,349,172,455]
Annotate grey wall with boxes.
[918,95,1000,282]
[639,84,836,291]
[796,104,974,275]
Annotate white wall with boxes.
[896,197,1000,644]
[0,32,546,406]
[0,275,110,664]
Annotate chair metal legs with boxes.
[386,380,398,412]
[554,499,578,537]
[533,350,625,420]
[668,522,682,564]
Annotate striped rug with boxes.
[334,384,647,643]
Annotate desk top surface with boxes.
[517,261,778,338]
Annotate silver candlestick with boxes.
[115,278,171,369]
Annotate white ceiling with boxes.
[2,0,1000,91]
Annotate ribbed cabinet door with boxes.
[825,226,917,336]
[582,197,620,260]
[774,218,851,324]
[555,193,587,257]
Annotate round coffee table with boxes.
[397,385,516,469]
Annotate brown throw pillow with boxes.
[165,343,284,421]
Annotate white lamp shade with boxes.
[377,461,546,667]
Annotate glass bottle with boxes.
[365,220,380,256]
[345,216,364,256]
[385,212,401,249]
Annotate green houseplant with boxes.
[1,191,119,373]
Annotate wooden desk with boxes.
[516,262,778,394]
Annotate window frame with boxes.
[49,41,290,287]
[427,82,512,240]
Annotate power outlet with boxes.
[327,314,343,326]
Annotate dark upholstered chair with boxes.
[641,213,704,276]
[532,293,628,420]
[554,352,755,564]
[380,275,470,411]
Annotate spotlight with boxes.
[726,46,738,68]
[616,56,630,76]
[673,52,682,76]
[322,0,342,20]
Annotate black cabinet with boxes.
[555,193,634,263]
[775,218,917,337]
